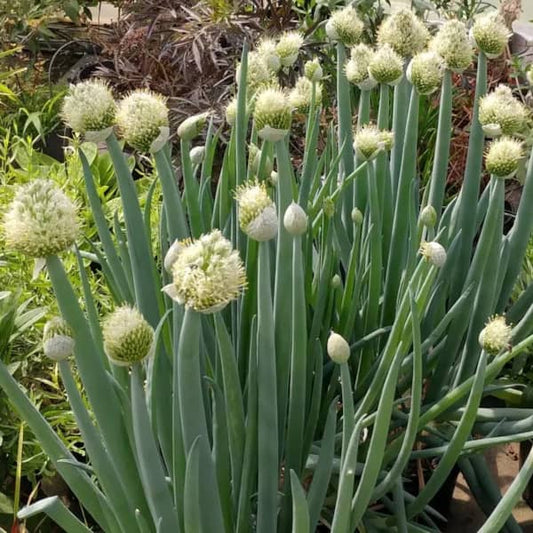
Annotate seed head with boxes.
[327,331,351,364]
[177,112,209,142]
[407,51,444,95]
[43,317,74,361]
[419,241,446,267]
[326,6,364,47]
[485,136,524,178]
[368,45,404,86]
[430,20,473,72]
[276,32,304,67]
[304,58,323,82]
[62,79,116,139]
[4,179,78,258]
[478,315,512,355]
[102,306,154,366]
[289,77,323,112]
[283,202,308,236]
[235,181,278,241]
[253,88,292,142]
[479,85,528,137]
[377,8,429,59]
[353,124,394,161]
[236,51,275,94]
[163,230,247,313]
[256,38,282,73]
[471,11,510,59]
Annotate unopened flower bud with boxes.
[62,79,116,140]
[471,11,510,59]
[479,85,528,137]
[345,44,377,90]
[323,197,335,218]
[368,45,404,86]
[289,77,323,112]
[270,170,279,186]
[177,112,209,141]
[419,241,446,267]
[116,90,169,152]
[276,32,304,67]
[304,59,323,82]
[485,137,524,178]
[430,20,473,72]
[353,124,394,161]
[407,51,444,95]
[331,274,342,289]
[327,331,351,364]
[420,205,437,228]
[326,6,364,47]
[102,306,154,366]
[351,207,363,225]
[4,179,78,258]
[189,146,205,165]
[283,202,308,235]
[253,88,292,142]
[235,181,278,241]
[43,317,74,361]
[479,315,512,355]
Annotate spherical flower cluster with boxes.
[283,202,308,236]
[116,90,169,152]
[327,331,351,364]
[353,124,394,161]
[256,38,281,73]
[43,317,75,361]
[4,179,78,258]
[419,241,446,267]
[61,79,116,140]
[304,58,323,82]
[345,44,376,90]
[471,11,510,59]
[235,181,278,241]
[225,97,238,126]
[253,88,292,142]
[236,51,275,94]
[325,6,364,47]
[479,85,528,137]
[368,44,404,86]
[429,20,473,72]
[275,32,304,68]
[289,77,323,112]
[478,315,512,355]
[102,306,154,366]
[177,112,209,141]
[485,137,524,178]
[407,51,444,95]
[163,230,247,313]
[377,8,429,59]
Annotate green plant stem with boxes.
[180,139,204,238]
[390,75,410,194]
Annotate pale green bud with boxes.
[304,59,323,82]
[235,181,278,241]
[353,124,394,161]
[62,79,116,140]
[479,85,528,137]
[351,207,363,225]
[420,205,437,228]
[326,6,364,47]
[283,202,308,236]
[430,20,473,72]
[479,315,512,355]
[3,179,78,258]
[102,306,154,366]
[288,77,323,112]
[485,136,524,178]
[276,32,304,67]
[327,331,350,364]
[253,88,292,142]
[323,197,335,218]
[43,317,74,361]
[377,8,429,59]
[177,112,209,141]
[331,274,342,289]
[419,241,446,267]
[163,230,246,313]
[189,146,205,165]
[345,44,377,90]
[471,11,510,59]
[116,90,169,152]
[368,45,404,86]
[407,51,444,95]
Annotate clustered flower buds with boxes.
[163,230,246,313]
[485,137,524,178]
[407,51,444,95]
[235,181,278,241]
[43,317,75,361]
[377,8,429,59]
[102,306,154,366]
[419,241,446,267]
[4,179,78,258]
[304,58,323,82]
[275,31,304,68]
[116,90,169,152]
[471,11,510,59]
[236,51,274,94]
[345,44,376,90]
[327,331,351,364]
[478,315,512,355]
[177,112,209,142]
[368,44,404,86]
[62,79,116,140]
[253,88,292,142]
[326,5,364,47]
[283,202,308,236]
[353,124,394,161]
[479,85,528,137]
[430,20,473,73]
[256,38,282,73]
[289,77,323,112]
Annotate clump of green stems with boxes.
[2,7,533,533]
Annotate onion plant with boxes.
[2,6,533,532]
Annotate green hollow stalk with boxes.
[180,139,204,238]
[340,362,355,467]
[390,75,410,194]
[290,470,310,533]
[354,89,371,211]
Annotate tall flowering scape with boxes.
[2,8,533,533]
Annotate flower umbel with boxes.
[304,58,323,82]
[377,8,429,58]
[345,44,376,90]
[326,6,364,47]
[276,32,304,67]
[419,241,446,267]
[353,124,394,161]
[368,45,404,86]
[116,90,169,152]
[407,51,444,95]
[471,11,510,59]
[163,230,247,313]
[485,137,524,178]
[256,38,282,73]
[43,317,75,362]
[289,77,323,112]
[253,88,292,142]
[235,181,278,241]
[430,20,473,72]
[4,179,78,258]
[102,306,154,366]
[479,85,528,137]
[479,315,512,355]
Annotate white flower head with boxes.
[283,202,308,236]
[479,315,512,355]
[177,112,210,142]
[257,38,282,73]
[485,136,524,179]
[276,32,304,67]
[235,181,278,241]
[304,58,323,82]
[236,51,275,93]
[353,124,394,161]
[407,51,444,95]
[419,241,446,267]
[430,20,473,72]
[43,317,74,361]
[368,44,404,86]
[471,11,510,59]
[289,76,323,112]
[345,44,377,90]
[326,6,364,47]
[189,145,205,165]
[479,85,528,137]
[253,87,292,142]
[420,205,437,228]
